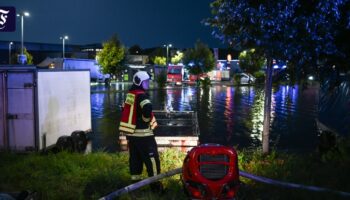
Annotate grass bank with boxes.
[1,139,350,200]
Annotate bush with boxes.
[156,70,167,89]
[232,74,241,85]
[253,71,265,84]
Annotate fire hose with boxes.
[98,168,182,200]
[99,168,350,200]
[239,171,350,198]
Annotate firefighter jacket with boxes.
[119,85,157,136]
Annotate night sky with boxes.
[1,0,226,48]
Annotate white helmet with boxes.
[133,71,150,86]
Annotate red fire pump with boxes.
[182,144,240,200]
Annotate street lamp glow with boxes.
[9,42,13,65]
[60,35,69,58]
[17,11,30,64]
[163,44,172,66]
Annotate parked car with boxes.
[239,73,256,85]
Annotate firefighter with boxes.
[119,71,163,193]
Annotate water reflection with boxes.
[91,83,319,152]
[198,87,214,143]
[250,89,264,142]
[225,87,234,143]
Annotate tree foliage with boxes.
[183,40,215,76]
[97,34,126,76]
[171,51,183,64]
[128,44,142,54]
[153,56,166,66]
[23,48,33,65]
[330,1,350,72]
[205,0,350,153]
[149,47,166,65]
[238,49,265,75]
[205,0,350,71]
[12,47,33,65]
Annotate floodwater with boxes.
[90,83,319,152]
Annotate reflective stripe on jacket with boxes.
[119,89,157,136]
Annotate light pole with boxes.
[60,35,69,58]
[16,12,29,64]
[8,42,13,65]
[163,44,172,66]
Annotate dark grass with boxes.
[1,139,350,200]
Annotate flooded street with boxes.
[90,83,319,152]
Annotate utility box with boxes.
[0,66,91,151]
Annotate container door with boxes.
[0,72,5,149]
[7,72,35,151]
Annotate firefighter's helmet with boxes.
[133,71,150,86]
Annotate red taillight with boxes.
[184,181,207,199]
[227,189,235,198]
[192,190,201,198]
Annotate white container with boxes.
[0,66,91,151]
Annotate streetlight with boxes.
[9,42,13,65]
[60,35,69,58]
[16,11,30,64]
[163,44,172,66]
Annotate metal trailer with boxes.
[119,110,200,152]
[0,66,91,151]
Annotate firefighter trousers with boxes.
[127,135,161,181]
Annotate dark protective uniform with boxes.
[120,84,161,190]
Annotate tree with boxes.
[183,40,215,78]
[128,44,142,54]
[156,70,167,89]
[327,1,350,73]
[12,47,33,65]
[149,47,166,65]
[206,0,348,153]
[171,51,183,64]
[238,49,265,77]
[97,34,126,78]
[153,56,166,66]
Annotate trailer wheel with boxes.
[56,136,74,152]
[71,130,88,153]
